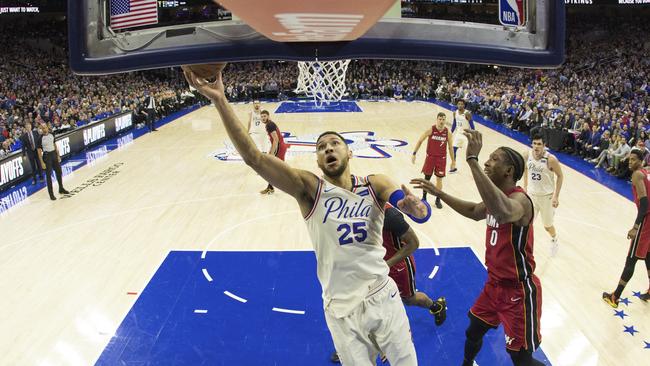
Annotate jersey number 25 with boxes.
[337,222,368,245]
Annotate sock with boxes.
[463,339,482,366]
[422,174,432,201]
[614,283,626,299]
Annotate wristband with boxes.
[388,189,405,208]
[466,155,479,162]
[409,199,432,224]
[388,189,432,224]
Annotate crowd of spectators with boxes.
[0,20,194,157]
[2,14,649,182]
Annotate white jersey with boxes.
[527,150,555,195]
[305,175,389,318]
[249,110,264,135]
[453,109,470,135]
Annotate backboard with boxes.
[68,0,565,75]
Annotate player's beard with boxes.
[322,157,348,178]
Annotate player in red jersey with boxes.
[412,112,455,209]
[412,129,545,366]
[259,110,288,195]
[381,204,446,317]
[603,149,650,307]
[330,204,447,363]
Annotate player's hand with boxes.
[41,162,46,170]
[551,196,559,208]
[182,63,227,102]
[397,184,427,218]
[627,226,638,240]
[463,129,483,158]
[411,154,416,164]
[410,178,442,197]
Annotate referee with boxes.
[37,124,69,200]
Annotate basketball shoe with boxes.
[602,292,619,308]
[430,297,447,326]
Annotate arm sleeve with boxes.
[383,208,410,237]
[635,197,648,225]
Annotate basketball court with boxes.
[1,0,647,365]
[1,100,648,365]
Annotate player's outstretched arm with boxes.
[184,65,318,207]
[463,129,527,224]
[410,178,485,221]
[369,174,431,223]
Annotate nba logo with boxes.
[499,0,527,27]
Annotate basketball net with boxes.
[295,59,351,107]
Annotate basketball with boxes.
[181,63,225,80]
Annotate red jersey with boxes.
[425,125,448,157]
[265,121,287,154]
[484,187,535,282]
[381,205,410,260]
[632,169,650,214]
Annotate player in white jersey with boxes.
[247,100,268,152]
[184,64,433,366]
[523,134,564,256]
[449,100,475,173]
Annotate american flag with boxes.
[110,0,158,30]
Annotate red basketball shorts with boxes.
[470,275,542,352]
[422,155,446,177]
[389,255,416,299]
[275,145,287,161]
[629,215,650,259]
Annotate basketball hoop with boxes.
[295,59,351,106]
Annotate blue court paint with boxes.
[96,248,551,365]
[275,101,362,113]
[427,98,634,201]
[0,105,201,214]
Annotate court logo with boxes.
[211,131,407,162]
[0,186,28,214]
[61,162,123,199]
[499,0,527,27]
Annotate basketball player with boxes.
[247,100,268,152]
[523,134,564,256]
[184,64,433,365]
[412,112,454,209]
[412,129,544,366]
[330,204,447,363]
[259,110,288,195]
[603,149,650,307]
[448,100,475,173]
